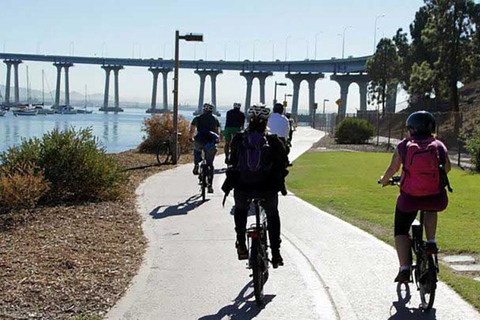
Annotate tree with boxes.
[423,0,478,112]
[409,61,435,108]
[366,38,401,113]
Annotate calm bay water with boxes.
[0,108,226,154]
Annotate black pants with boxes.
[233,189,281,252]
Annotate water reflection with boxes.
[0,108,224,154]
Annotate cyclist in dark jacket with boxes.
[189,103,220,193]
[222,104,288,268]
[224,102,245,164]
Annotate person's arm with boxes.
[379,148,402,186]
[445,152,451,173]
[189,124,196,140]
[284,118,290,138]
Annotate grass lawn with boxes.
[287,151,480,310]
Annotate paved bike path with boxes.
[107,127,480,320]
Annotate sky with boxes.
[0,0,425,112]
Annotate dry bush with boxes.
[0,164,50,212]
[138,112,191,154]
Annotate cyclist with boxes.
[224,102,245,164]
[267,103,290,148]
[189,103,221,193]
[379,111,451,283]
[222,104,289,268]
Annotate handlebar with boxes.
[378,175,401,185]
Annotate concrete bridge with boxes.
[0,52,397,118]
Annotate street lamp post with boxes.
[314,32,322,60]
[323,98,329,131]
[273,81,287,105]
[341,26,353,59]
[253,39,259,61]
[173,31,203,164]
[373,14,385,53]
[285,36,291,61]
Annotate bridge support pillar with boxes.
[53,62,74,108]
[113,66,123,111]
[3,60,13,105]
[161,69,171,111]
[64,64,73,106]
[195,69,222,115]
[240,71,272,114]
[12,60,22,104]
[331,74,370,121]
[285,73,323,118]
[358,81,368,112]
[386,83,398,113]
[102,66,112,110]
[54,63,63,108]
[195,70,208,115]
[147,67,172,113]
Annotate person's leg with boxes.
[424,211,438,253]
[192,140,203,174]
[424,211,437,241]
[234,189,250,259]
[394,207,417,282]
[262,192,283,267]
[205,146,217,191]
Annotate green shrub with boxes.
[335,118,375,144]
[0,163,50,212]
[465,129,480,172]
[0,128,126,203]
[138,112,191,154]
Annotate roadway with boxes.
[106,127,480,320]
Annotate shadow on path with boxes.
[149,194,207,219]
[199,280,275,320]
[388,283,437,320]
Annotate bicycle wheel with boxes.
[156,142,169,165]
[418,255,437,310]
[251,239,265,305]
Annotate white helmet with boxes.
[247,104,271,120]
[203,103,214,112]
[233,102,241,109]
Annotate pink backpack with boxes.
[400,137,442,197]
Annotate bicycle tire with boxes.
[251,239,265,306]
[418,255,437,310]
[156,142,170,165]
[200,166,206,202]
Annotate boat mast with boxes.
[42,69,45,105]
[26,65,30,103]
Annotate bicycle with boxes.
[156,132,182,165]
[245,198,270,306]
[198,149,210,202]
[382,176,439,311]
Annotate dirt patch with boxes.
[0,148,199,320]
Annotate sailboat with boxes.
[35,70,54,114]
[76,84,93,114]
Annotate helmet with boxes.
[203,103,214,112]
[406,111,436,135]
[233,102,241,109]
[247,104,271,120]
[273,103,284,114]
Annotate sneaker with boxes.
[208,186,214,193]
[193,164,199,175]
[426,242,438,254]
[394,269,411,283]
[271,251,284,269]
[236,241,248,260]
